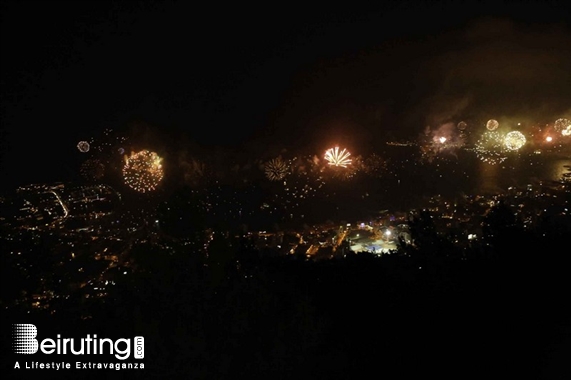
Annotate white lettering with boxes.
[114,338,130,360]
[40,338,56,354]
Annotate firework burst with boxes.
[123,150,164,192]
[475,131,508,165]
[264,157,290,181]
[324,147,352,167]
[503,131,526,151]
[486,119,499,131]
[329,155,361,181]
[77,141,90,153]
[554,118,571,136]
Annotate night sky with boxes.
[1,0,570,189]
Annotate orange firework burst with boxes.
[123,150,164,192]
[324,147,352,168]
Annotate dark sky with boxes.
[1,0,570,188]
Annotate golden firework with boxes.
[324,147,352,168]
[554,118,571,136]
[475,131,508,165]
[264,157,290,181]
[503,131,526,151]
[123,150,164,192]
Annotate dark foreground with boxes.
[2,213,571,380]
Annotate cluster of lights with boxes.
[273,171,325,212]
[554,118,571,136]
[475,131,508,165]
[415,116,569,165]
[123,150,164,193]
[82,115,571,193]
[284,175,323,201]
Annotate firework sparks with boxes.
[77,141,90,153]
[554,118,571,137]
[324,147,352,167]
[123,150,164,192]
[330,155,361,181]
[554,118,570,132]
[475,131,508,165]
[503,131,526,151]
[418,123,465,163]
[264,157,290,181]
[486,119,499,131]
